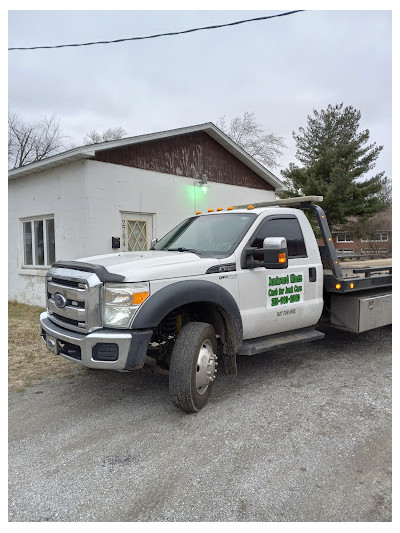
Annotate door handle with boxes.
[309,267,317,282]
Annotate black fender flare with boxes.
[132,280,243,368]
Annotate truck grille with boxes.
[51,276,82,289]
[46,267,103,334]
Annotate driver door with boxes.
[237,214,318,340]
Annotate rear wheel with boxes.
[169,322,218,412]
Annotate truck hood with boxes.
[76,250,224,282]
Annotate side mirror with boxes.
[150,238,158,250]
[245,237,288,269]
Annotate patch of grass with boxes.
[8,301,85,392]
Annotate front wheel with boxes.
[169,322,218,412]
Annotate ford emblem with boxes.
[54,293,67,309]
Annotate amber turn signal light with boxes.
[133,292,149,305]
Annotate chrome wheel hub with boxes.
[195,339,218,395]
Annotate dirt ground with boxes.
[8,302,86,392]
[8,303,392,522]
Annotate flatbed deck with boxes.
[339,257,392,272]
[323,258,392,293]
[324,258,392,278]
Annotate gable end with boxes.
[94,131,274,191]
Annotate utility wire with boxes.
[9,10,304,51]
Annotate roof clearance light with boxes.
[208,208,214,212]
[227,206,233,210]
[335,283,341,290]
[247,205,254,210]
[196,211,202,215]
[217,207,223,211]
[278,253,287,263]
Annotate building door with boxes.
[121,212,154,252]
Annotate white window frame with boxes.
[361,232,389,243]
[120,211,154,252]
[20,215,55,269]
[336,233,354,243]
[361,248,388,254]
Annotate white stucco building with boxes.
[8,123,284,306]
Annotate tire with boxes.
[169,322,218,413]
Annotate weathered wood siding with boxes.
[94,131,274,191]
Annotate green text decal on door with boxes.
[267,274,303,308]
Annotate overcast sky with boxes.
[8,5,392,181]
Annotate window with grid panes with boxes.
[22,216,55,267]
[127,220,147,251]
[336,233,354,243]
[361,232,389,242]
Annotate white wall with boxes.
[8,160,90,306]
[8,159,276,306]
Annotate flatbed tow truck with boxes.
[40,196,392,411]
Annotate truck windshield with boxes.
[154,213,257,258]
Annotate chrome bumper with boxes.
[40,312,152,371]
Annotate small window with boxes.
[361,232,389,243]
[336,233,354,243]
[361,248,388,254]
[250,217,307,258]
[126,220,147,251]
[21,216,55,267]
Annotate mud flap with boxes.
[222,349,237,376]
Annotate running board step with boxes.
[238,327,325,356]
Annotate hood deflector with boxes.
[51,261,125,283]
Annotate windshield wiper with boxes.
[167,247,198,254]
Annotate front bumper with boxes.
[40,312,152,371]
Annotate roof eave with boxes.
[200,123,284,190]
[8,147,96,179]
[8,122,285,190]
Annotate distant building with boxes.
[8,122,284,305]
[325,207,392,259]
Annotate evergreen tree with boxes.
[279,103,388,226]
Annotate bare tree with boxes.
[8,113,68,169]
[216,111,286,169]
[83,126,128,145]
[338,205,392,258]
[379,177,392,205]
[355,207,392,257]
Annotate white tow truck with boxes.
[40,196,392,412]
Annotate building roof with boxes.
[8,122,285,190]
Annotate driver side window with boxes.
[250,216,307,258]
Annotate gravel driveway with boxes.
[8,324,391,522]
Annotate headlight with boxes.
[103,282,149,328]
